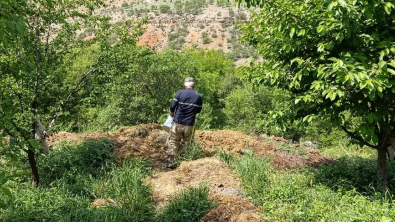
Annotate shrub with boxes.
[157,185,215,222]
[202,36,211,44]
[159,4,171,13]
[39,139,115,187]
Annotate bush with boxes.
[159,4,171,13]
[39,139,115,187]
[222,83,304,139]
[203,36,210,44]
[157,185,215,222]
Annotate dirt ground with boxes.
[47,124,335,221]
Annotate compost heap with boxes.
[47,123,333,170]
[47,124,334,221]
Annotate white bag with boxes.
[163,115,174,133]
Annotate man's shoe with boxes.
[164,160,176,169]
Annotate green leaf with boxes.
[328,2,336,10]
[1,187,12,198]
[329,91,336,101]
[28,139,40,151]
[379,60,387,69]
[0,172,6,184]
[339,0,346,6]
[360,81,368,89]
[366,113,376,124]
[297,29,306,36]
[290,27,295,38]
[384,2,392,15]
[46,0,54,8]
[372,134,379,144]
[317,25,325,34]
[387,68,395,75]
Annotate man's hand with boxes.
[170,112,175,117]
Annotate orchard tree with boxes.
[0,0,145,187]
[237,0,395,189]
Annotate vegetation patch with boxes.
[228,153,395,221]
[157,185,215,222]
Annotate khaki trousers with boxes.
[167,122,194,156]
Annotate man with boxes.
[166,77,203,168]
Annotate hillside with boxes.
[81,0,258,65]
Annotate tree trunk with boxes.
[27,149,39,187]
[377,135,389,190]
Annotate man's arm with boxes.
[170,92,180,117]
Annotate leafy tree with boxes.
[62,47,198,132]
[0,0,145,186]
[238,0,395,188]
[189,49,237,128]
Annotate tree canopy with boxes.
[237,0,395,188]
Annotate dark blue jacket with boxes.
[170,89,203,126]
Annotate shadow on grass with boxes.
[313,155,395,195]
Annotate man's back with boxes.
[170,88,203,126]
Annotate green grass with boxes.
[225,151,395,221]
[3,135,395,221]
[0,139,216,222]
[156,185,215,222]
[0,139,155,222]
[320,143,377,159]
[175,140,205,166]
[276,143,308,156]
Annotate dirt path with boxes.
[150,157,262,221]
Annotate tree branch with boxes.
[340,125,377,149]
[47,68,96,130]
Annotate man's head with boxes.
[184,77,194,89]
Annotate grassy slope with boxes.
[0,139,213,222]
[221,145,395,221]
[1,137,395,221]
